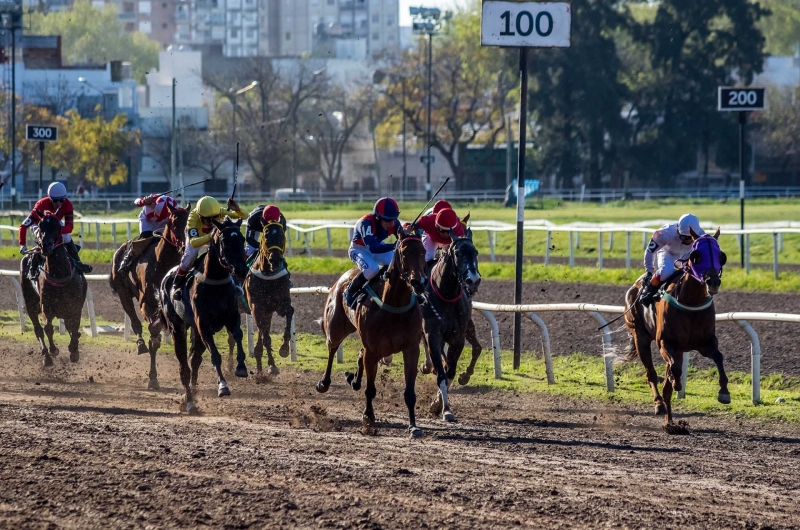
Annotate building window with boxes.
[162,22,168,29]
[138,1,151,15]
[387,15,394,26]
[124,22,134,31]
[285,31,291,40]
[327,0,334,4]
[371,14,378,23]
[123,2,134,13]
[372,32,379,40]
[246,29,255,38]
[139,21,152,33]
[231,29,239,38]
[162,2,167,7]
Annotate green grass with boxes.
[2,313,798,422]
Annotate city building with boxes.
[93,0,179,48]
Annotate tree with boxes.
[182,128,231,182]
[28,1,160,83]
[754,87,800,179]
[376,8,516,187]
[300,86,372,191]
[758,0,800,56]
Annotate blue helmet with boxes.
[373,197,400,221]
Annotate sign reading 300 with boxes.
[481,1,571,48]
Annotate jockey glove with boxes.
[19,245,27,255]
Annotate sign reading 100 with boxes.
[481,2,571,48]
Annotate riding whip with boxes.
[598,305,633,330]
[156,178,211,198]
[411,177,451,227]
[230,141,239,201]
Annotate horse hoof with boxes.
[148,379,160,391]
[279,344,290,358]
[235,367,248,378]
[315,381,330,393]
[380,355,393,366]
[718,393,731,405]
[419,364,432,375]
[429,401,443,416]
[69,351,79,363]
[49,347,59,357]
[268,365,280,376]
[457,373,471,386]
[186,403,200,416]
[443,412,457,423]
[43,356,54,368]
[218,384,231,397]
[137,341,148,355]
[409,427,423,439]
[655,402,667,415]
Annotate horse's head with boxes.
[37,214,62,256]
[165,201,190,250]
[447,229,481,296]
[211,218,248,281]
[394,227,427,295]
[688,227,727,295]
[260,222,286,273]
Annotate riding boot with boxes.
[27,254,41,282]
[66,241,93,273]
[172,270,188,301]
[283,258,293,288]
[344,272,367,309]
[118,242,136,274]
[639,281,660,307]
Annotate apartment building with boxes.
[93,0,178,48]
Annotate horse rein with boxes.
[393,236,422,284]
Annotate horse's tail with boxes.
[622,333,639,362]
[108,272,117,294]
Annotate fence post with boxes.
[126,222,132,241]
[678,352,690,399]
[111,223,117,247]
[124,314,131,341]
[303,232,312,257]
[477,309,502,379]
[524,312,554,384]
[597,232,603,269]
[7,277,26,332]
[642,232,646,250]
[336,343,344,364]
[779,232,784,253]
[286,228,293,257]
[544,231,551,266]
[608,232,614,251]
[95,222,101,250]
[290,313,297,362]
[745,234,750,275]
[735,320,761,405]
[576,231,580,248]
[488,230,496,263]
[773,232,779,279]
[587,311,613,392]
[85,286,98,338]
[326,227,333,257]
[569,231,575,267]
[625,232,631,270]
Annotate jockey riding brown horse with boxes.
[624,227,729,431]
[110,202,189,390]
[20,214,88,367]
[159,217,249,414]
[316,228,428,437]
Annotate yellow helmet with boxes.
[196,196,221,218]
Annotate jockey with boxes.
[640,213,705,307]
[343,197,402,308]
[117,194,178,273]
[415,207,466,268]
[244,204,287,260]
[424,199,453,217]
[172,195,246,300]
[19,182,92,280]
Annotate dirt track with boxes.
[1,339,799,529]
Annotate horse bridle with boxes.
[387,236,422,285]
[164,209,188,250]
[443,237,478,296]
[212,226,240,274]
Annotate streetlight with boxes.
[410,6,452,200]
[373,69,413,196]
[228,80,258,141]
[78,76,106,118]
[292,67,326,193]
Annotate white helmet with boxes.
[47,182,67,200]
[678,213,704,238]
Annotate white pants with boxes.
[656,251,685,280]
[31,223,72,244]
[139,211,166,234]
[180,234,206,272]
[422,234,448,262]
[349,246,394,280]
[245,244,258,259]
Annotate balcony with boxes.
[339,1,367,10]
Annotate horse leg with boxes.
[362,350,380,426]
[659,341,682,392]
[458,318,483,385]
[225,331,236,376]
[189,327,206,391]
[173,325,197,414]
[637,332,664,415]
[419,338,434,375]
[278,303,293,359]
[120,293,148,355]
[661,368,675,427]
[440,338,466,423]
[197,324,229,397]
[253,323,264,374]
[146,320,162,390]
[699,340,730,405]
[43,318,59,359]
[346,349,365,391]
[229,320,249,379]
[403,343,423,438]
[64,314,81,363]
[262,312,279,375]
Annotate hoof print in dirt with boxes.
[663,420,690,435]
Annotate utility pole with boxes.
[171,78,177,189]
[425,32,433,200]
[402,77,407,196]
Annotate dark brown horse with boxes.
[316,229,428,437]
[624,228,729,430]
[241,221,293,375]
[159,217,249,414]
[420,233,481,422]
[110,203,188,389]
[20,214,88,366]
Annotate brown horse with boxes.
[20,214,88,366]
[316,229,428,437]
[110,203,188,389]
[240,221,293,375]
[624,228,729,430]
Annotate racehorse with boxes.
[158,217,249,414]
[20,214,88,367]
[238,221,293,375]
[110,202,188,389]
[316,228,428,437]
[421,233,481,422]
[624,227,729,431]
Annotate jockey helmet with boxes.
[373,197,400,221]
[157,195,177,208]
[47,182,67,200]
[432,200,452,214]
[678,213,704,238]
[197,196,221,218]
[262,204,281,223]
[435,208,459,231]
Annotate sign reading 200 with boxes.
[499,10,553,37]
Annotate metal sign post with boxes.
[482,1,571,370]
[718,87,765,268]
[26,125,58,197]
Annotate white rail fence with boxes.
[3,271,797,405]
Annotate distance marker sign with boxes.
[26,125,58,142]
[718,87,765,112]
[481,1,571,48]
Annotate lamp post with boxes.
[373,69,412,196]
[410,7,451,200]
[229,80,258,142]
[292,67,326,193]
[78,77,107,119]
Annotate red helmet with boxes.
[156,195,177,208]
[262,204,281,223]
[373,197,400,220]
[432,200,452,214]
[435,208,459,231]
